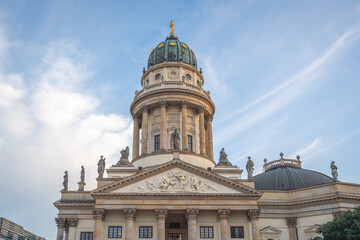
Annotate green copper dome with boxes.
[147,36,197,69]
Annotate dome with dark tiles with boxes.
[254,153,334,190]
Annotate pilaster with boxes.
[132,115,140,159]
[155,209,168,240]
[206,115,214,159]
[198,106,206,155]
[181,101,188,151]
[159,100,167,150]
[217,209,230,240]
[141,105,149,155]
[124,208,136,240]
[286,217,298,240]
[92,208,105,240]
[247,209,261,240]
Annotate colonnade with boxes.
[56,208,261,240]
[132,101,214,159]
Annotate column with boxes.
[64,224,69,240]
[186,209,199,240]
[159,100,167,150]
[55,218,66,240]
[181,101,188,151]
[132,115,140,159]
[198,106,206,155]
[155,209,168,240]
[287,217,298,240]
[141,106,149,155]
[207,116,214,160]
[217,210,230,240]
[247,209,261,240]
[67,218,78,240]
[92,208,105,240]
[124,208,136,240]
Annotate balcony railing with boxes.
[263,159,302,172]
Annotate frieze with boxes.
[134,170,218,193]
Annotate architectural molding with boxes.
[247,209,261,221]
[124,208,136,220]
[92,208,105,221]
[155,208,168,220]
[186,208,199,220]
[217,209,230,220]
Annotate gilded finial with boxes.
[170,20,175,37]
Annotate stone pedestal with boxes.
[186,209,199,240]
[124,208,136,240]
[77,181,86,191]
[55,218,66,240]
[217,209,230,240]
[247,209,261,240]
[155,209,168,240]
[92,209,105,240]
[287,217,298,240]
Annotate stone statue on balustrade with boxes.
[172,129,180,150]
[216,148,233,167]
[246,157,254,180]
[116,146,132,166]
[78,166,86,191]
[62,171,68,191]
[330,161,338,182]
[97,155,106,179]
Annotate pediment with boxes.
[92,160,260,195]
[260,226,282,234]
[304,224,320,233]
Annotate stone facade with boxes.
[54,26,360,240]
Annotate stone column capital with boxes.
[217,209,230,220]
[55,218,67,228]
[155,208,168,220]
[186,208,199,220]
[197,105,205,113]
[92,208,106,221]
[159,100,167,106]
[206,115,213,121]
[180,100,189,108]
[286,217,297,228]
[247,209,261,221]
[141,105,149,112]
[124,208,136,220]
[67,218,78,227]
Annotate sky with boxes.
[0,0,360,238]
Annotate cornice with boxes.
[130,89,215,115]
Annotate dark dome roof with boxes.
[254,167,334,190]
[147,36,197,69]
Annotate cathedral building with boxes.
[54,22,360,240]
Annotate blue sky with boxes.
[0,0,360,238]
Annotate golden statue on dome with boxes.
[170,20,175,37]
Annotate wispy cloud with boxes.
[289,138,321,159]
[215,24,360,143]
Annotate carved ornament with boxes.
[247,209,261,221]
[135,170,217,193]
[217,209,230,220]
[55,218,66,228]
[332,211,345,218]
[186,208,199,220]
[92,208,105,221]
[286,217,297,227]
[155,208,168,220]
[67,218,78,227]
[124,208,136,220]
[180,100,188,108]
[159,100,167,106]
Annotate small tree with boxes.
[317,206,360,240]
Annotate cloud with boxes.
[289,138,320,159]
[0,40,133,194]
[215,24,360,143]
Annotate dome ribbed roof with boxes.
[147,36,197,69]
[254,167,334,190]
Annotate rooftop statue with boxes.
[62,171,68,191]
[116,146,132,166]
[331,161,338,182]
[246,157,254,180]
[80,165,85,183]
[169,20,175,37]
[172,129,180,150]
[216,148,233,167]
[97,155,106,179]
